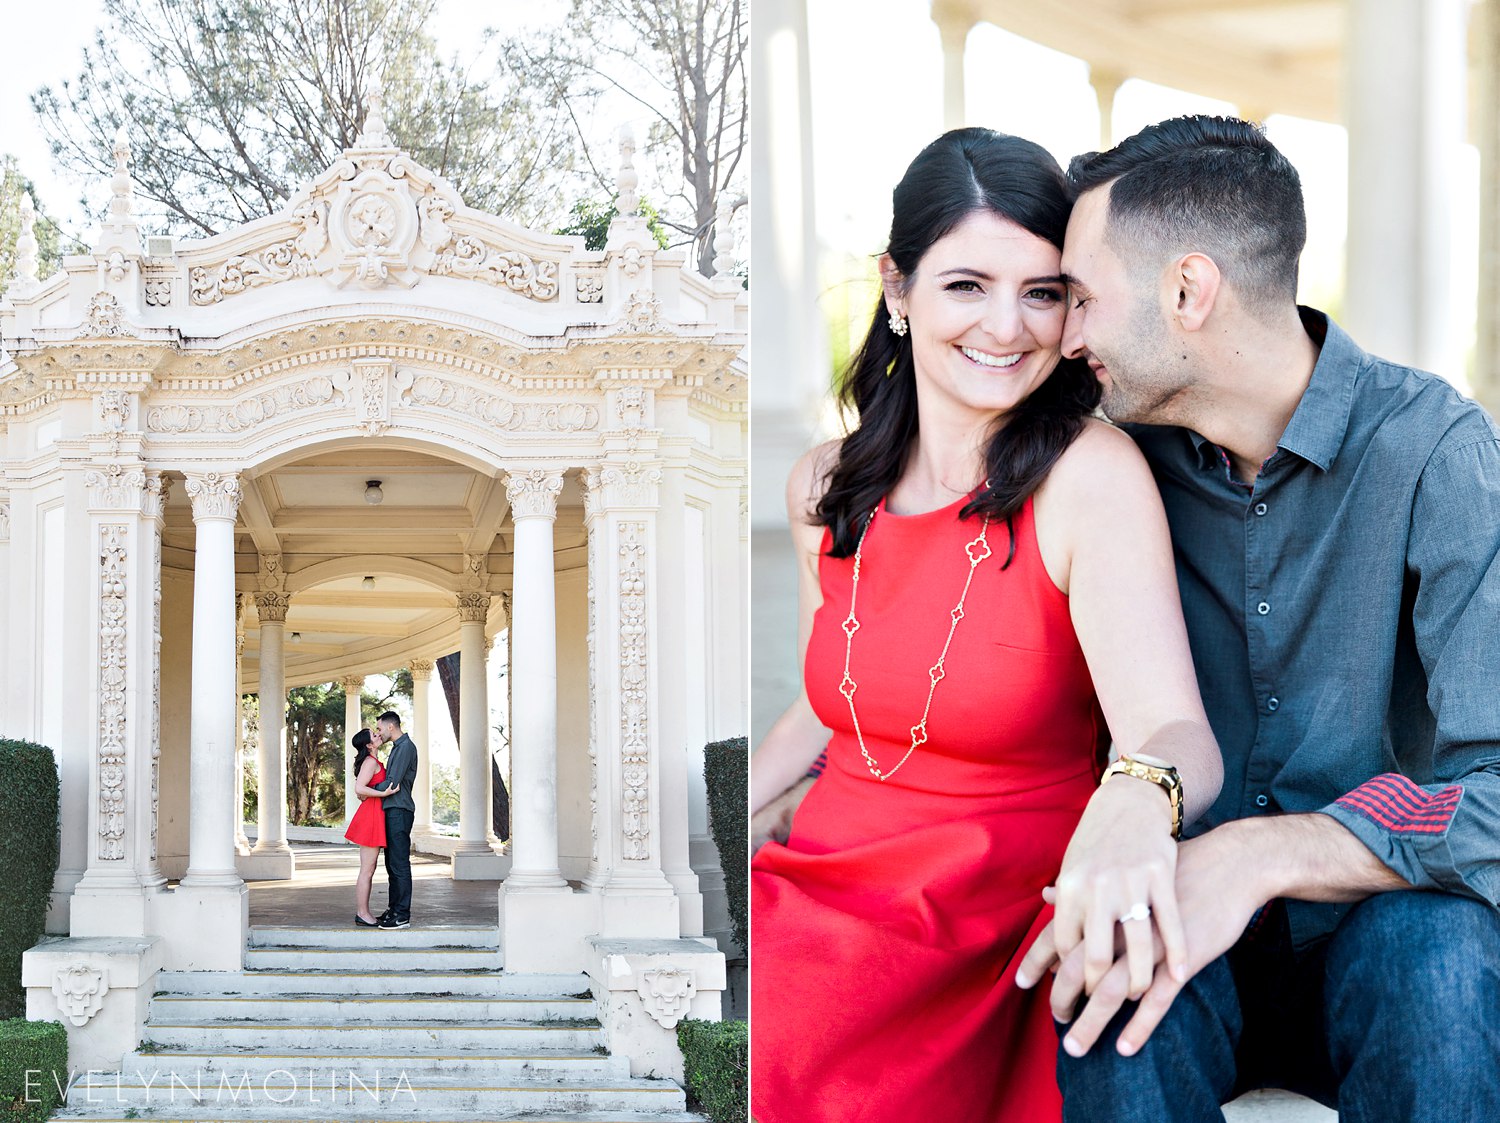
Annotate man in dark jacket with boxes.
[372,710,418,928]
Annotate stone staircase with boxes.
[54,924,704,1122]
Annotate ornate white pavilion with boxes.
[1,99,746,1077]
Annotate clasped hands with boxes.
[1015,783,1262,1059]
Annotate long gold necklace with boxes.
[838,504,992,781]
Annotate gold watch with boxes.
[1101,753,1184,839]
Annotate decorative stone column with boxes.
[501,470,566,891]
[242,557,294,880]
[409,659,434,837]
[70,465,170,938]
[1476,0,1500,418]
[452,585,501,879]
[170,471,248,970]
[233,598,251,856]
[340,675,365,826]
[1344,0,1468,377]
[579,392,680,952]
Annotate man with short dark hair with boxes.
[1017,115,1500,1120]
[371,709,418,928]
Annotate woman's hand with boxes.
[1049,776,1186,1004]
[751,776,815,855]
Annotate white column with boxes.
[934,8,972,131]
[1477,0,1500,417]
[233,599,250,855]
[501,469,566,890]
[181,473,245,889]
[1344,0,1468,377]
[454,606,492,854]
[340,675,364,826]
[1089,66,1125,150]
[409,659,434,834]
[750,0,827,529]
[243,591,294,879]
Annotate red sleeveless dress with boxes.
[343,764,388,847]
[751,495,1107,1123]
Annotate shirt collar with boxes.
[1187,307,1360,473]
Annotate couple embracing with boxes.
[751,117,1500,1121]
[344,711,419,930]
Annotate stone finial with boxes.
[712,195,735,282]
[109,127,134,229]
[356,88,391,148]
[12,194,39,294]
[616,123,639,217]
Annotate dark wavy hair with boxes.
[816,128,1100,560]
[351,727,374,778]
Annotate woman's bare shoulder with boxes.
[1044,418,1155,503]
[786,438,842,526]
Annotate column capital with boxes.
[499,590,512,627]
[408,658,435,680]
[0,492,11,542]
[85,466,168,516]
[338,674,365,692]
[255,590,290,623]
[255,551,290,622]
[599,459,662,510]
[457,591,491,623]
[505,468,564,520]
[185,471,242,522]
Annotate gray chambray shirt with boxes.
[1125,308,1500,950]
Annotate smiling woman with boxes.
[748,128,1223,1123]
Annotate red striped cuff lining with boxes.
[1334,773,1462,836]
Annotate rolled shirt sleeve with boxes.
[1319,434,1500,904]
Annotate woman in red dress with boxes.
[346,726,401,927]
[750,129,1224,1121]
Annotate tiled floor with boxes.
[243,842,500,926]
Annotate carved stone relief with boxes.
[147,372,351,434]
[97,524,129,861]
[621,288,663,334]
[637,966,695,1029]
[504,469,564,519]
[85,291,125,337]
[185,473,242,521]
[619,520,651,861]
[398,373,597,433]
[53,964,108,1027]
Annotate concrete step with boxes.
[143,1019,601,1053]
[156,968,585,996]
[119,1047,632,1082]
[243,944,502,971]
[64,1073,687,1118]
[149,992,595,1022]
[247,924,499,949]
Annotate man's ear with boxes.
[1171,252,1222,332]
[878,252,907,320]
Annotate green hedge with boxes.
[703,737,747,957]
[677,1017,746,1123]
[0,1019,67,1123]
[0,741,60,1021]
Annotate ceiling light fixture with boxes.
[290,632,302,644]
[365,479,384,505]
[362,575,375,590]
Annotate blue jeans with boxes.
[1056,891,1500,1122]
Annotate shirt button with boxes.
[1254,502,1268,516]
[1255,794,1270,808]
[1267,697,1280,712]
[1257,601,1270,615]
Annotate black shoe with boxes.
[354,915,379,928]
[378,915,409,929]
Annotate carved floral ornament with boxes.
[619,520,652,861]
[184,472,242,521]
[504,469,565,519]
[97,524,129,862]
[187,150,560,305]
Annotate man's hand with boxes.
[751,776,815,855]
